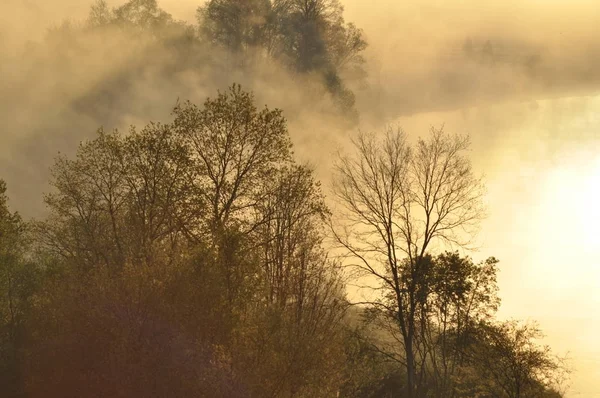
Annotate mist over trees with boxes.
[0,1,570,397]
[5,85,348,397]
[0,84,567,397]
[79,0,366,117]
[330,129,566,397]
[199,0,366,111]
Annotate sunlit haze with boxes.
[1,0,599,396]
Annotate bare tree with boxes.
[331,126,485,397]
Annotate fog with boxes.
[1,0,599,395]
[344,2,600,395]
[1,0,352,217]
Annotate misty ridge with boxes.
[0,0,584,397]
[3,0,600,217]
[1,0,368,216]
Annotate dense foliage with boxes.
[81,0,366,117]
[0,84,566,397]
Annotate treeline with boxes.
[1,85,566,397]
[52,0,366,118]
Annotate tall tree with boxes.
[173,84,292,235]
[237,164,347,396]
[29,85,349,397]
[254,165,328,306]
[332,127,485,397]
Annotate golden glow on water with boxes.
[524,154,600,296]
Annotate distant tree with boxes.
[199,0,364,71]
[275,0,365,114]
[113,0,172,28]
[199,0,276,54]
[332,127,485,398]
[88,0,113,27]
[273,0,344,72]
[199,0,366,114]
[88,0,175,32]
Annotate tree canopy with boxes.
[0,87,567,396]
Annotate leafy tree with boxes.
[88,0,176,33]
[339,307,408,398]
[199,0,276,54]
[199,0,366,114]
[464,320,568,398]
[423,253,500,397]
[27,85,349,397]
[0,180,39,397]
[40,130,128,270]
[274,0,365,114]
[173,84,292,235]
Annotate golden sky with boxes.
[1,1,599,395]
[341,2,600,395]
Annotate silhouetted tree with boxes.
[464,320,567,398]
[199,0,366,114]
[25,85,349,398]
[423,253,500,397]
[199,0,276,54]
[0,180,39,397]
[173,84,292,234]
[332,127,485,398]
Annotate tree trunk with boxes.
[405,331,416,398]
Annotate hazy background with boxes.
[1,0,599,395]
